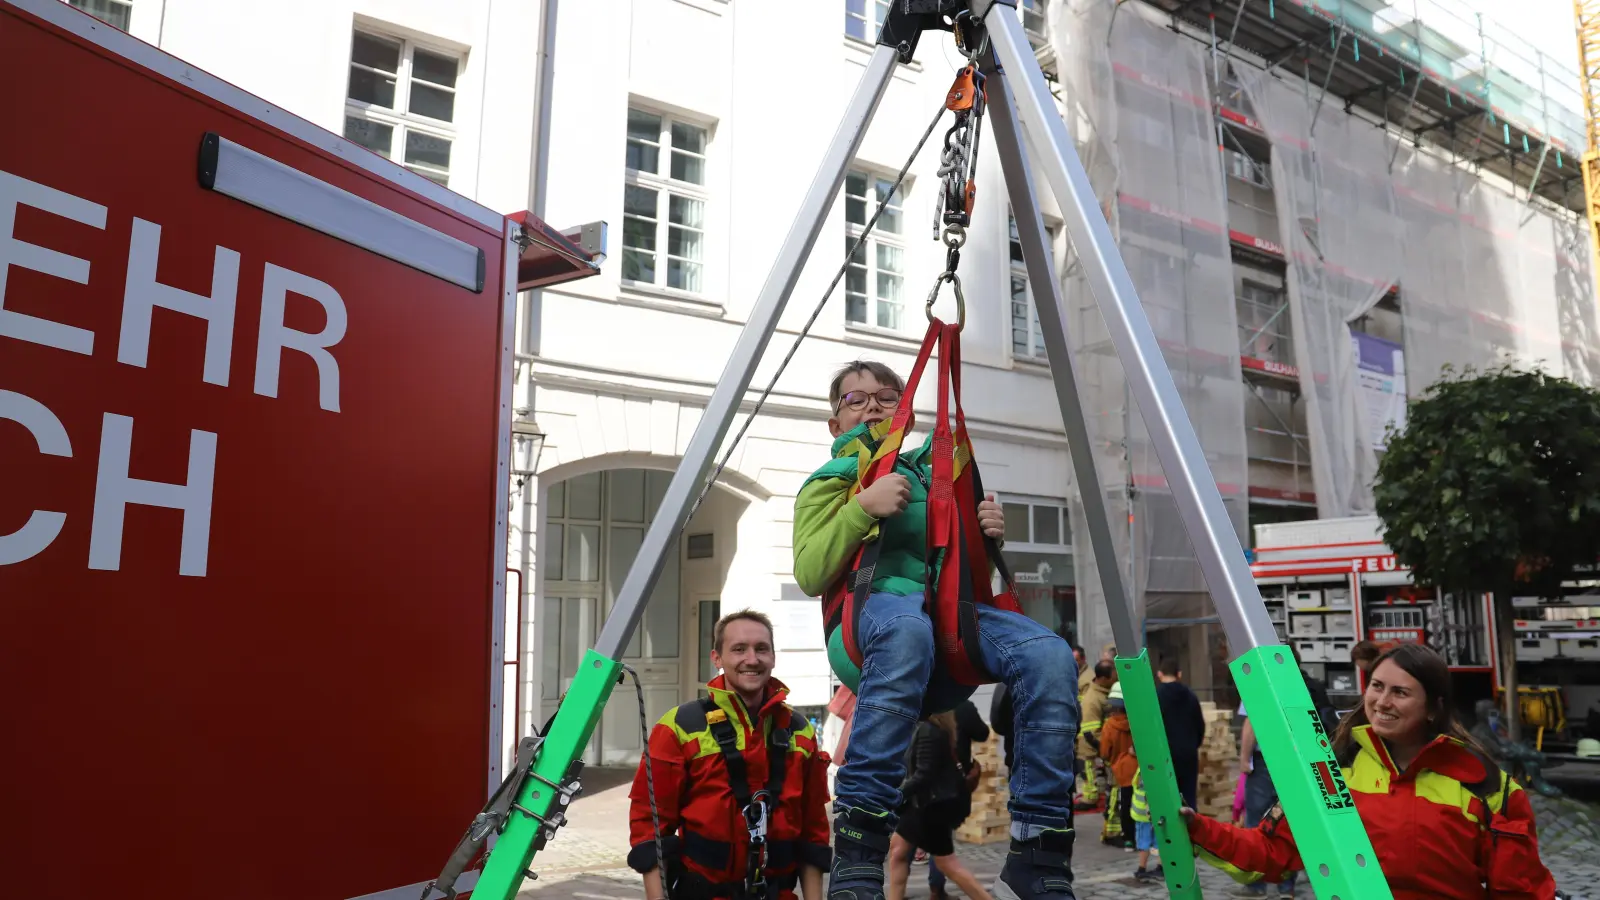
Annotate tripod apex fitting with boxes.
[878,0,1016,65]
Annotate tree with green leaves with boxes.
[1373,364,1600,740]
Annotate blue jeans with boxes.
[835,591,1079,840]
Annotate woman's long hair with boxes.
[1330,642,1481,761]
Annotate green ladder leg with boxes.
[475,650,624,899]
[1232,646,1392,899]
[1116,650,1201,900]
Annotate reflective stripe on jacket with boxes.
[1188,725,1557,899]
[627,675,833,896]
[1130,769,1150,823]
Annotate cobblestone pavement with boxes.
[517,769,1600,899]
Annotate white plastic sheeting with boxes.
[1236,70,1404,519]
[1395,149,1600,392]
[1051,0,1249,652]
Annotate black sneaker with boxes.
[827,806,892,900]
[1134,867,1158,883]
[994,827,1077,900]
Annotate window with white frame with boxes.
[66,0,131,30]
[343,29,462,186]
[844,0,890,42]
[998,496,1076,641]
[623,107,710,294]
[1227,149,1270,189]
[1009,212,1059,361]
[844,170,906,330]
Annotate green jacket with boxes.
[792,421,932,598]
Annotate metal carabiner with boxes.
[924,271,966,331]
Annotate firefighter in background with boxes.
[628,610,833,900]
[1075,660,1117,809]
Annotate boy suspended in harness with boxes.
[792,357,1081,900]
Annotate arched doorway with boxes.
[538,467,748,765]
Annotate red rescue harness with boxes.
[823,316,1021,686]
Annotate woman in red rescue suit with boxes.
[627,611,833,900]
[1183,642,1558,899]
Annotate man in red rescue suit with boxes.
[628,609,832,900]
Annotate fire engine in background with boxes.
[0,1,601,898]
[1250,515,1600,753]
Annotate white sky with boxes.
[1526,0,1581,75]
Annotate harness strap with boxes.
[697,697,792,896]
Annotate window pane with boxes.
[672,121,707,152]
[352,32,401,73]
[627,109,662,174]
[608,526,646,658]
[568,473,602,520]
[847,236,867,266]
[546,480,566,518]
[846,196,867,226]
[668,195,705,229]
[412,48,460,88]
[623,217,657,253]
[846,294,868,324]
[846,171,867,199]
[69,0,131,30]
[668,226,703,261]
[409,83,456,122]
[343,116,393,158]
[846,266,867,297]
[544,523,564,581]
[348,68,397,108]
[876,271,902,305]
[622,249,657,284]
[1003,503,1031,542]
[565,524,601,582]
[624,185,659,220]
[875,298,901,330]
[628,108,663,141]
[668,259,703,293]
[404,131,452,173]
[1033,505,1061,545]
[671,151,706,185]
[541,596,562,698]
[608,470,647,523]
[1011,275,1029,305]
[876,242,903,275]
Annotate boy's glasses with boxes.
[837,388,902,412]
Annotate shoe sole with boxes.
[993,876,1023,900]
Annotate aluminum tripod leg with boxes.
[469,45,900,900]
[591,45,898,661]
[984,52,1200,900]
[981,5,1392,899]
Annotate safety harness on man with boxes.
[823,33,1022,690]
[670,696,794,900]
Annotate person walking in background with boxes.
[923,699,989,900]
[885,713,994,900]
[1154,655,1204,809]
[823,685,857,796]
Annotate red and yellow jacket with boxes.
[627,676,832,897]
[1189,725,1557,899]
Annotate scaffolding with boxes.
[1043,0,1600,653]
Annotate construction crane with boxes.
[1576,1,1600,266]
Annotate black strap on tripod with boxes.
[679,696,792,899]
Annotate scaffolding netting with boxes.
[1052,0,1249,651]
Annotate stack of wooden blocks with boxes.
[1195,701,1240,819]
[954,733,1011,845]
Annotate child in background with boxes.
[1130,768,1157,883]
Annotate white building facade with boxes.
[85,0,1084,765]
